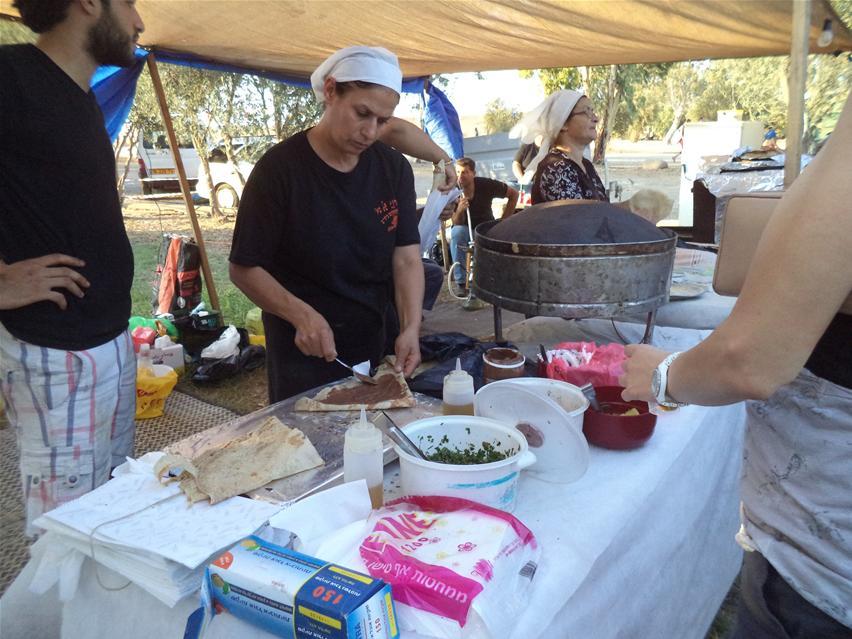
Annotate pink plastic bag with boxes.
[544,341,626,387]
[358,495,538,634]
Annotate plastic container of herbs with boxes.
[395,415,535,512]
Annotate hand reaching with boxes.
[292,303,337,361]
[394,326,422,377]
[0,254,89,310]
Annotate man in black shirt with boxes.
[449,157,519,291]
[0,0,144,536]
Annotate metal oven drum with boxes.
[472,219,677,319]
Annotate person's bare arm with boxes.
[501,186,519,219]
[0,254,89,310]
[621,94,852,405]
[391,244,424,376]
[451,196,469,226]
[512,160,525,182]
[379,117,457,191]
[229,263,337,361]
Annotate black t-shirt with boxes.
[805,313,851,389]
[229,130,418,362]
[457,177,509,230]
[0,45,133,350]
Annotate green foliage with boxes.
[129,233,253,326]
[482,99,521,134]
[0,19,35,44]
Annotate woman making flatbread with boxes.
[230,46,444,402]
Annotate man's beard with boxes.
[86,5,135,67]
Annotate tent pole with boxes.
[146,53,221,314]
[785,0,811,187]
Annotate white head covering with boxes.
[509,89,584,184]
[310,46,403,103]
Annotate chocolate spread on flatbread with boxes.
[324,372,406,405]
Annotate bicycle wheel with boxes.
[447,261,470,300]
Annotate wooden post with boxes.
[146,53,221,313]
[440,218,451,273]
[785,0,811,188]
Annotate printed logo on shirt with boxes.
[374,199,399,232]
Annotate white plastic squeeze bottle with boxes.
[343,408,384,509]
[442,357,475,416]
[137,343,154,377]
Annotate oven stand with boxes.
[491,306,656,345]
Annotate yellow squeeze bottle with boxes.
[442,358,475,416]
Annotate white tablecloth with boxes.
[2,322,746,639]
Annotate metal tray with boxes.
[165,383,441,505]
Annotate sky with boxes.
[397,69,546,120]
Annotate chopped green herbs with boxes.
[417,434,516,465]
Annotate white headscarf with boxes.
[509,89,584,184]
[310,46,403,103]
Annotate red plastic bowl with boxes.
[582,386,657,450]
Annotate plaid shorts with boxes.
[0,323,136,537]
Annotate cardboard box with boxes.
[204,536,398,639]
[150,343,185,373]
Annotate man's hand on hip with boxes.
[0,254,89,310]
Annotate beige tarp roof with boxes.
[2,0,851,78]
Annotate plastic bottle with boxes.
[137,343,154,378]
[442,358,475,416]
[343,408,384,509]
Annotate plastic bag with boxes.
[191,345,265,384]
[135,365,178,419]
[313,495,539,639]
[544,341,626,387]
[409,334,522,398]
[244,306,264,336]
[200,325,240,360]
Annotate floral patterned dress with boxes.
[531,149,609,204]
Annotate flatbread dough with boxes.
[154,416,323,503]
[295,364,415,412]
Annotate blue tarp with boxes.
[422,83,464,161]
[92,47,453,149]
[91,48,147,141]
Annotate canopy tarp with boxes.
[4,0,848,78]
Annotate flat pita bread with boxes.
[154,416,323,503]
[295,364,415,412]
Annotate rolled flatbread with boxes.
[295,364,415,412]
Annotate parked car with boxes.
[463,131,521,187]
[137,130,200,195]
[196,139,276,209]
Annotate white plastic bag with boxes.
[271,487,540,639]
[199,325,239,360]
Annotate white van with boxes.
[137,130,201,195]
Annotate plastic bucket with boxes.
[396,416,536,512]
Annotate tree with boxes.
[662,63,702,142]
[248,78,321,141]
[0,19,35,44]
[482,99,521,134]
[536,64,669,161]
[156,65,224,216]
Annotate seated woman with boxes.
[512,90,608,204]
